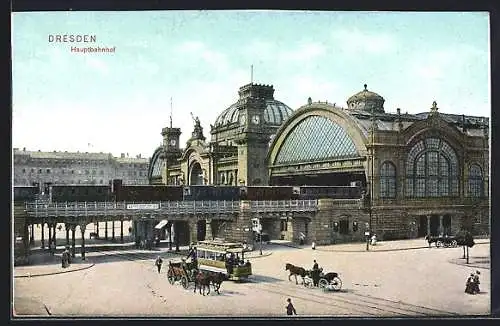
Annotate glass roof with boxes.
[275,115,360,164]
[214,100,293,127]
[149,148,165,179]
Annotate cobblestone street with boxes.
[13,239,490,317]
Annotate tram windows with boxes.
[216,253,225,261]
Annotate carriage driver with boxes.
[225,252,235,275]
[186,244,198,266]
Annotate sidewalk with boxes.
[271,238,490,253]
[12,297,52,316]
[14,252,94,278]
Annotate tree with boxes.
[455,229,475,264]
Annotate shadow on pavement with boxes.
[210,290,244,296]
[250,275,283,283]
[85,250,188,265]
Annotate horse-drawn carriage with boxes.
[167,260,198,289]
[317,268,342,291]
[425,235,458,248]
[286,263,342,291]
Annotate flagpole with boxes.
[170,97,173,128]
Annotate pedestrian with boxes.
[465,273,475,294]
[312,260,320,287]
[155,256,163,273]
[311,240,316,250]
[473,270,481,293]
[65,246,72,264]
[49,241,56,256]
[286,298,297,315]
[61,250,67,268]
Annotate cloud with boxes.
[279,75,342,109]
[174,40,229,68]
[409,45,487,82]
[282,43,327,62]
[332,28,395,54]
[84,56,110,75]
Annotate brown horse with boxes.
[285,263,307,285]
[209,272,227,294]
[194,270,211,296]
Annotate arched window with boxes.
[380,161,396,198]
[468,164,483,197]
[405,138,459,197]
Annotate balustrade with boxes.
[25,199,320,219]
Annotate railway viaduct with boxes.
[14,198,366,264]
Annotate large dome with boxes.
[347,84,385,113]
[214,99,293,127]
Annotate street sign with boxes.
[126,203,159,210]
[364,231,370,236]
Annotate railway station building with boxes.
[148,82,490,245]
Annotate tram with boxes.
[196,240,252,281]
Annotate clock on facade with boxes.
[251,115,260,125]
[169,139,177,146]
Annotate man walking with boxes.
[49,241,56,256]
[286,298,297,315]
[155,256,163,274]
[312,260,320,287]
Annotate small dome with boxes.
[214,99,293,127]
[347,84,385,113]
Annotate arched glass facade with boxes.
[468,164,483,197]
[405,138,459,197]
[380,161,396,198]
[149,149,165,180]
[275,115,359,164]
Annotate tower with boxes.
[234,83,275,186]
[161,126,181,184]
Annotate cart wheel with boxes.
[181,276,189,289]
[332,277,342,291]
[451,240,458,247]
[167,271,175,285]
[318,279,328,289]
[436,240,443,248]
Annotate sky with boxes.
[11,11,490,159]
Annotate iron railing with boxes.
[24,199,319,218]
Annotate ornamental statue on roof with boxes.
[189,112,205,141]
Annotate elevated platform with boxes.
[22,200,319,221]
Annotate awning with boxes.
[154,220,169,230]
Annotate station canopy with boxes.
[275,115,360,165]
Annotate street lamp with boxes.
[365,222,370,251]
[258,221,263,255]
